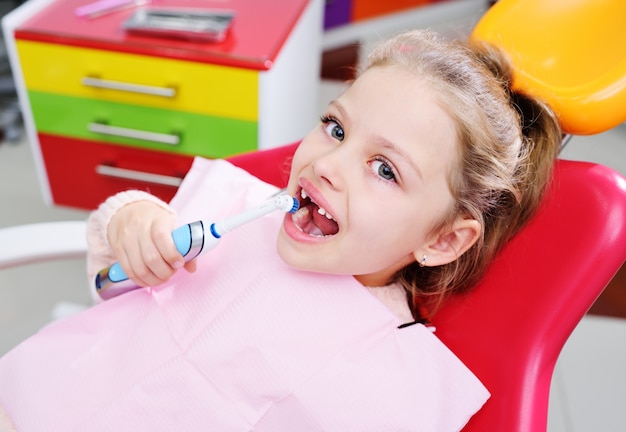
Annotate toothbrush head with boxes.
[274,195,300,214]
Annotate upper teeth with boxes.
[300,189,335,220]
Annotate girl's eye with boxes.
[320,116,345,141]
[370,158,397,182]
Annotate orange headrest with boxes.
[471,0,626,135]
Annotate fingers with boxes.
[184,260,197,273]
[126,222,184,287]
[108,201,186,287]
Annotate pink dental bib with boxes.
[0,158,488,431]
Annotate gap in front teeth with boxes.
[300,189,334,220]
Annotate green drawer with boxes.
[29,91,258,158]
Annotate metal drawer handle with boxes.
[82,76,176,98]
[88,122,180,145]
[96,165,183,187]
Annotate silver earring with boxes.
[419,255,427,267]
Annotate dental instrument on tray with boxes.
[94,194,299,300]
[123,7,236,42]
[75,0,149,19]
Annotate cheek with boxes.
[286,139,318,188]
[286,153,305,190]
[349,203,417,248]
[361,200,437,251]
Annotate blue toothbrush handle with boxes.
[95,221,207,299]
[94,194,299,301]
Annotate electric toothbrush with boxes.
[95,194,299,300]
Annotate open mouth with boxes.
[292,189,340,237]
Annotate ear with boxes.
[414,218,481,267]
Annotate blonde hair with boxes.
[365,30,561,318]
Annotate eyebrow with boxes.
[374,135,424,181]
[328,100,424,181]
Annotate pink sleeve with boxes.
[86,190,175,302]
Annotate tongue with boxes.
[295,203,339,237]
[311,205,339,236]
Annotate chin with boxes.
[276,234,307,271]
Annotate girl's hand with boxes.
[107,201,196,287]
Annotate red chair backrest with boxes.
[228,144,626,431]
[227,143,298,189]
[435,159,626,431]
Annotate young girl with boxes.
[0,29,560,431]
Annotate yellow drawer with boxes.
[17,39,259,121]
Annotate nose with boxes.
[311,145,347,191]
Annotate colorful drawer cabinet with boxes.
[3,0,322,209]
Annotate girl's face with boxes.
[277,65,463,286]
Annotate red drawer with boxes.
[39,133,194,210]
